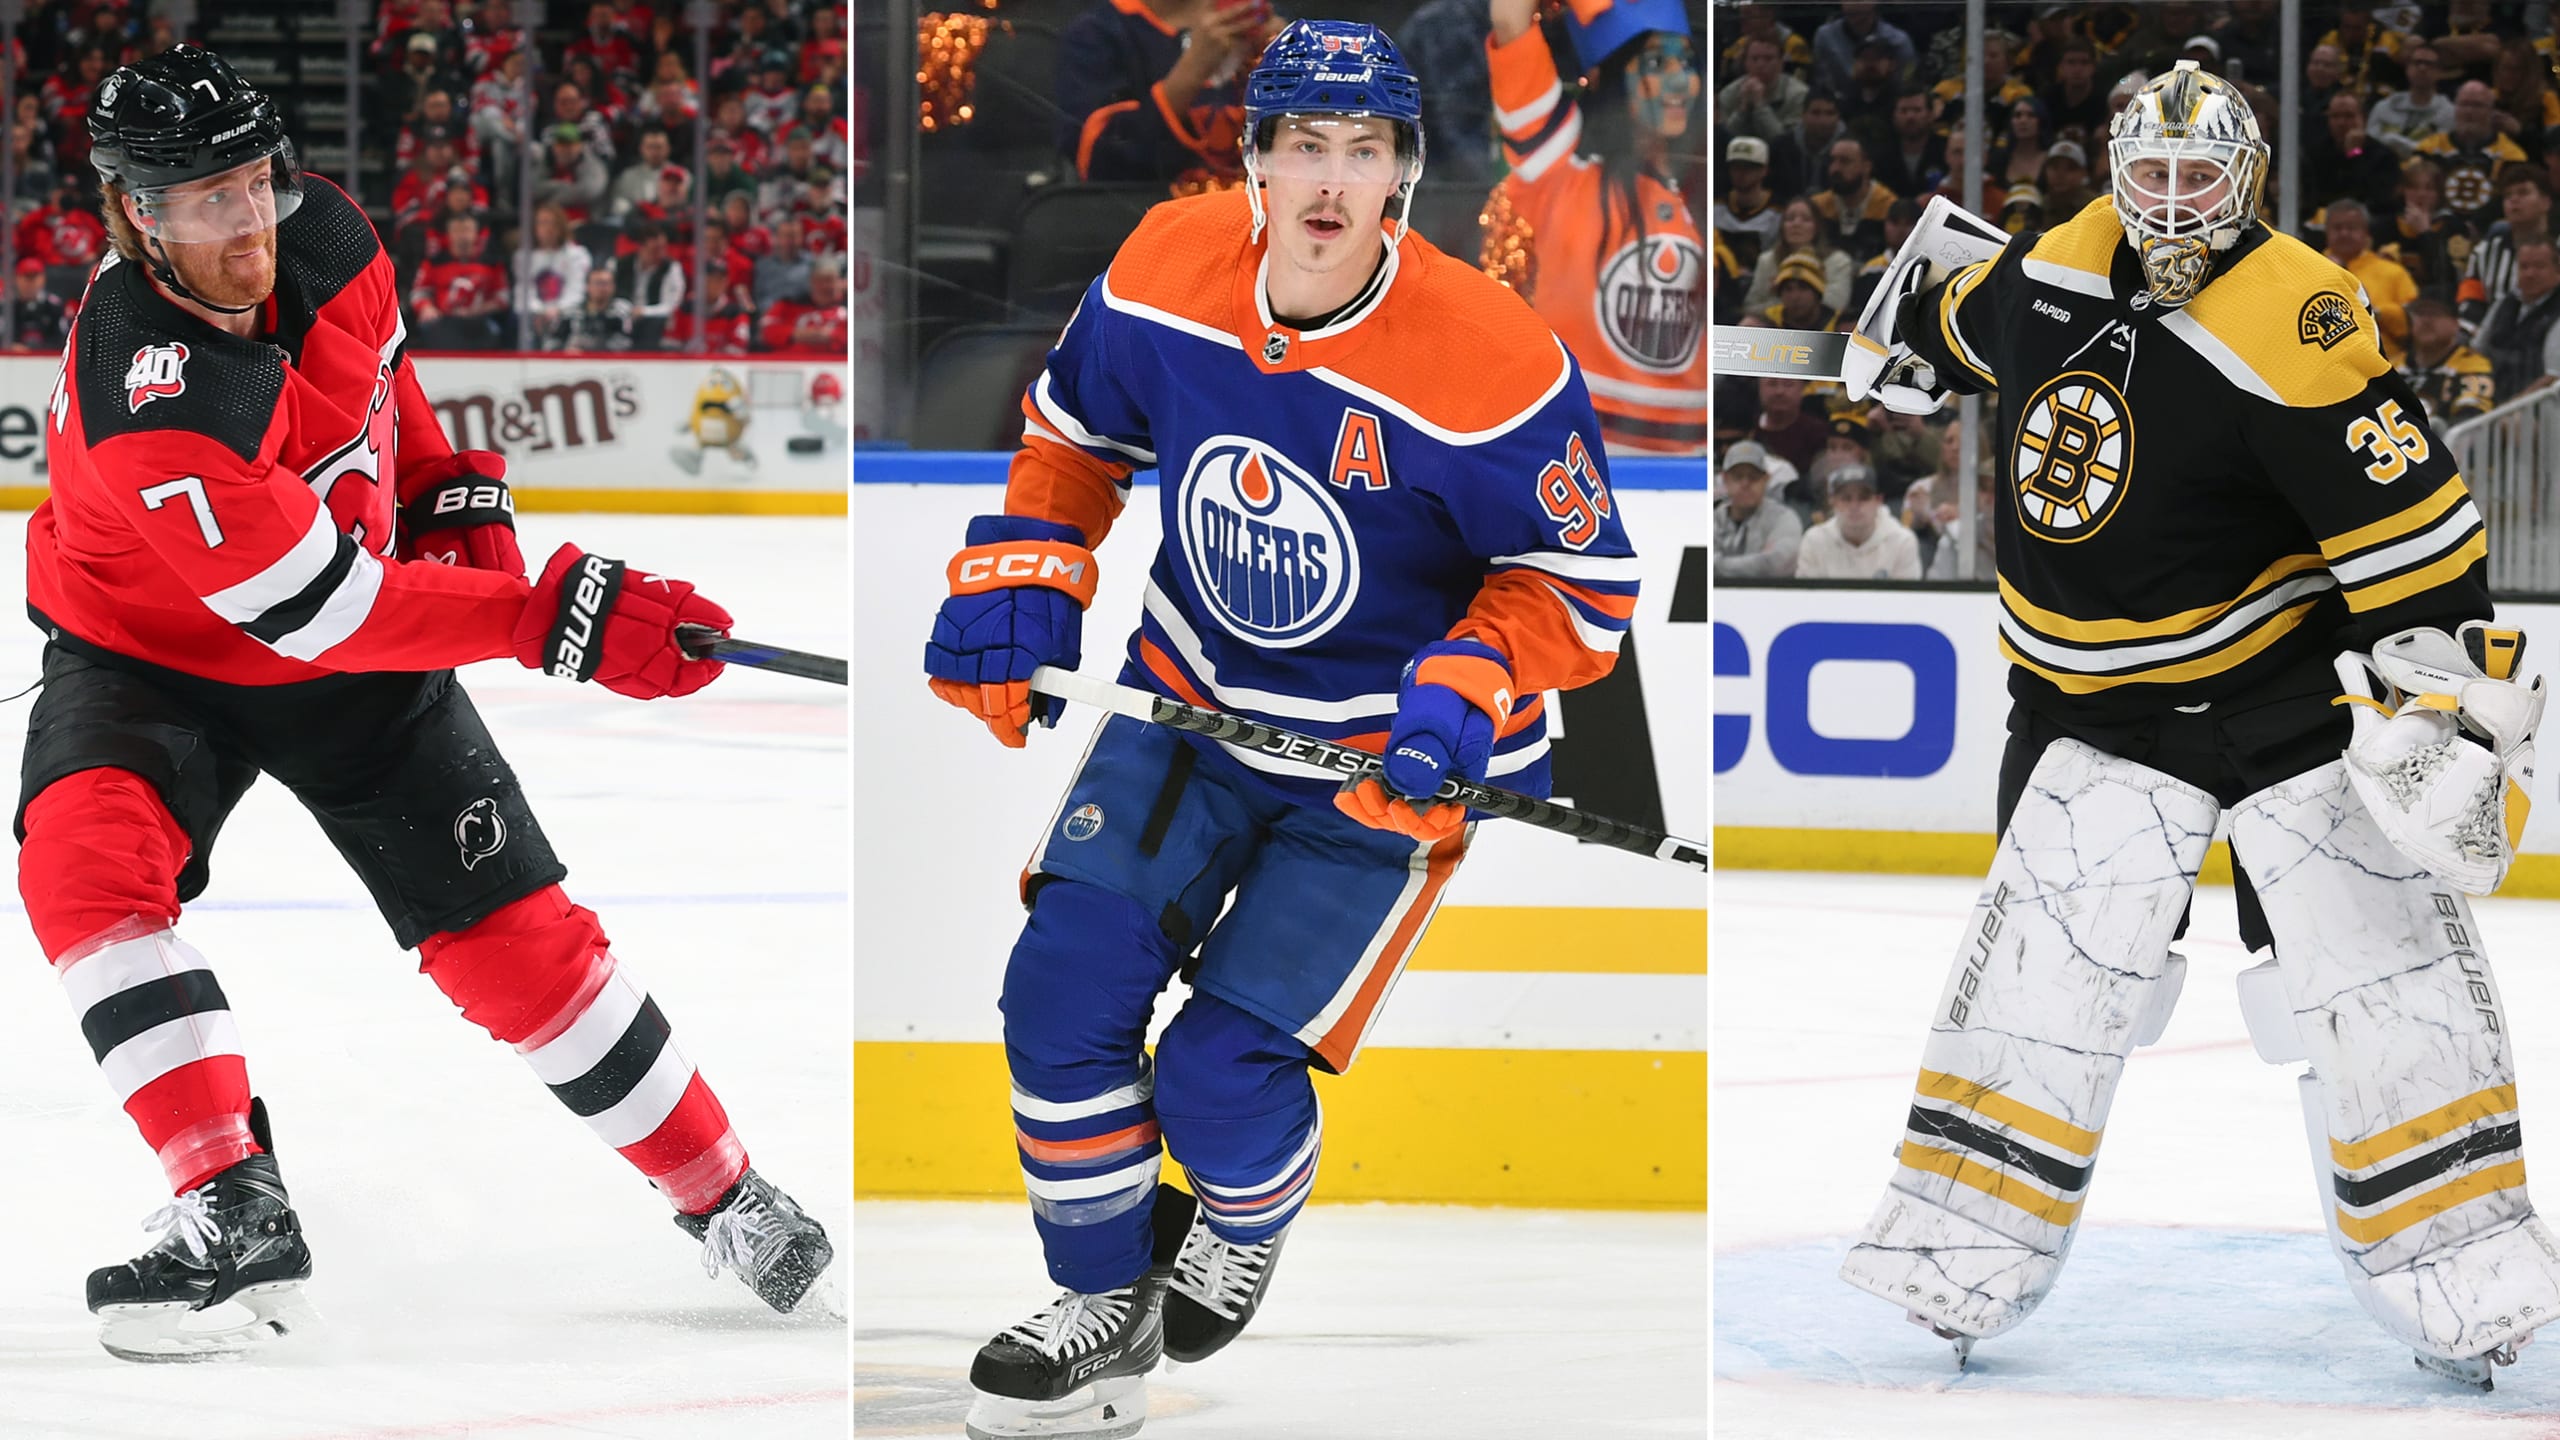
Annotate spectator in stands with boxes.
[671,254,757,355]
[1719,34,1806,145]
[515,200,591,344]
[2110,2,2204,80]
[2325,199,2418,361]
[463,0,521,77]
[1992,95,2053,194]
[15,174,101,272]
[796,85,848,174]
[697,214,753,298]
[1745,198,1852,314]
[757,130,824,223]
[1715,136,1781,278]
[1718,4,1809,82]
[410,212,510,351]
[2372,42,2456,157]
[398,89,481,175]
[1747,375,1828,484]
[2215,0,2285,86]
[1765,255,1837,333]
[621,165,697,256]
[2492,37,2560,156]
[758,255,845,356]
[709,90,769,173]
[722,190,772,261]
[1796,465,1921,581]
[390,32,457,134]
[702,133,755,208]
[614,217,687,349]
[8,256,67,353]
[531,122,609,223]
[1872,85,1946,200]
[1834,40,1905,154]
[2308,92,2404,215]
[1898,423,1964,574]
[610,127,676,218]
[1923,459,1999,582]
[549,266,635,352]
[2416,81,2527,225]
[2039,139,2097,215]
[2389,159,2465,301]
[1053,0,1278,188]
[551,79,617,165]
[1811,2,1911,100]
[421,165,493,260]
[1766,89,1842,202]
[9,93,55,209]
[1848,199,1919,316]
[641,69,703,136]
[559,56,633,142]
[2299,43,2350,135]
[470,47,533,193]
[1808,408,1879,506]
[1812,137,1892,262]
[746,50,803,138]
[568,1,643,88]
[1714,442,1800,580]
[392,127,462,243]
[1934,28,2031,146]
[754,214,813,312]
[2478,237,2560,397]
[2402,293,2500,424]
[44,45,109,170]
[2041,40,2110,142]
[2460,167,2552,336]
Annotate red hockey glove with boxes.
[399,451,524,577]
[513,544,733,700]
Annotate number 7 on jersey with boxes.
[139,476,226,548]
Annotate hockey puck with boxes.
[786,436,824,455]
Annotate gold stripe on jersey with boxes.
[2320,476,2488,612]
[1996,552,2328,643]
[2024,198,2123,283]
[1937,259,1997,385]
[2175,229,2390,408]
[1999,596,2328,694]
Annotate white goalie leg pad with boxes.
[1842,740,2218,1339]
[2230,760,2560,1362]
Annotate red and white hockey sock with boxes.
[419,887,747,1214]
[54,917,258,1194]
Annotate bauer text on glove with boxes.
[513,544,733,700]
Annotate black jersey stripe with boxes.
[80,968,230,1062]
[238,530,360,645]
[548,997,672,1117]
[2334,1121,2523,1209]
[1906,1103,2093,1194]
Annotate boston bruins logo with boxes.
[2011,371,2133,544]
[2298,291,2360,350]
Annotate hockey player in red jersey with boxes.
[22,46,835,1361]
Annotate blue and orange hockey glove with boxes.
[398,450,523,578]
[924,516,1098,747]
[1335,638,1512,843]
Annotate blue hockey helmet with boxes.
[1243,19,1427,242]
[1564,0,1692,73]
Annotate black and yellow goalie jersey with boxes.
[1903,198,2491,728]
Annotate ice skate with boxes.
[86,1143,317,1364]
[965,1276,1166,1440]
[675,1168,840,1317]
[2418,1340,2521,1390]
[1151,1184,1289,1363]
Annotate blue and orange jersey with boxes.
[1056,0,1254,186]
[1007,190,1639,804]
[1489,20,1706,457]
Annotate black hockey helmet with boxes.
[88,44,303,229]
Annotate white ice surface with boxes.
[0,514,846,1438]
[855,1199,1706,1438]
[1716,869,2560,1438]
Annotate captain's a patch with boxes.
[2297,291,2360,351]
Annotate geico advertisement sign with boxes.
[1714,585,2006,834]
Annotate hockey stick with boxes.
[1029,666,1709,872]
[1711,325,1865,381]
[676,624,849,685]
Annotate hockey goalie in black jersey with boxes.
[1835,62,2560,1387]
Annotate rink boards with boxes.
[852,460,1710,1209]
[0,352,850,514]
[1714,584,2560,895]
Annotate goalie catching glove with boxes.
[2337,622,2543,895]
[1839,194,2009,415]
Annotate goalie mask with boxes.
[2107,61,2267,310]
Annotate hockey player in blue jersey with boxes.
[921,18,1641,1438]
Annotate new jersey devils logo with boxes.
[124,342,188,413]
[1593,235,1704,374]
[455,796,508,871]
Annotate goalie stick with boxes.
[1711,325,1866,381]
[676,624,849,685]
[1030,665,1709,872]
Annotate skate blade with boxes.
[789,1256,846,1321]
[97,1281,320,1364]
[1904,1309,1977,1370]
[964,1375,1148,1440]
[2417,1342,2520,1391]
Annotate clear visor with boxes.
[1255,115,1411,185]
[2109,140,2247,240]
[129,155,303,246]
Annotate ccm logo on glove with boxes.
[550,553,623,681]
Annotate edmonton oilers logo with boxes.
[1175,437,1361,648]
[1593,234,1705,373]
[1062,803,1104,842]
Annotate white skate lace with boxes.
[1171,1227,1272,1320]
[2452,774,2509,860]
[1003,1289,1135,1360]
[141,1190,222,1266]
[2377,740,2455,806]
[699,1196,780,1280]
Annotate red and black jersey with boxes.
[757,297,846,355]
[29,176,530,687]
[411,257,509,315]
